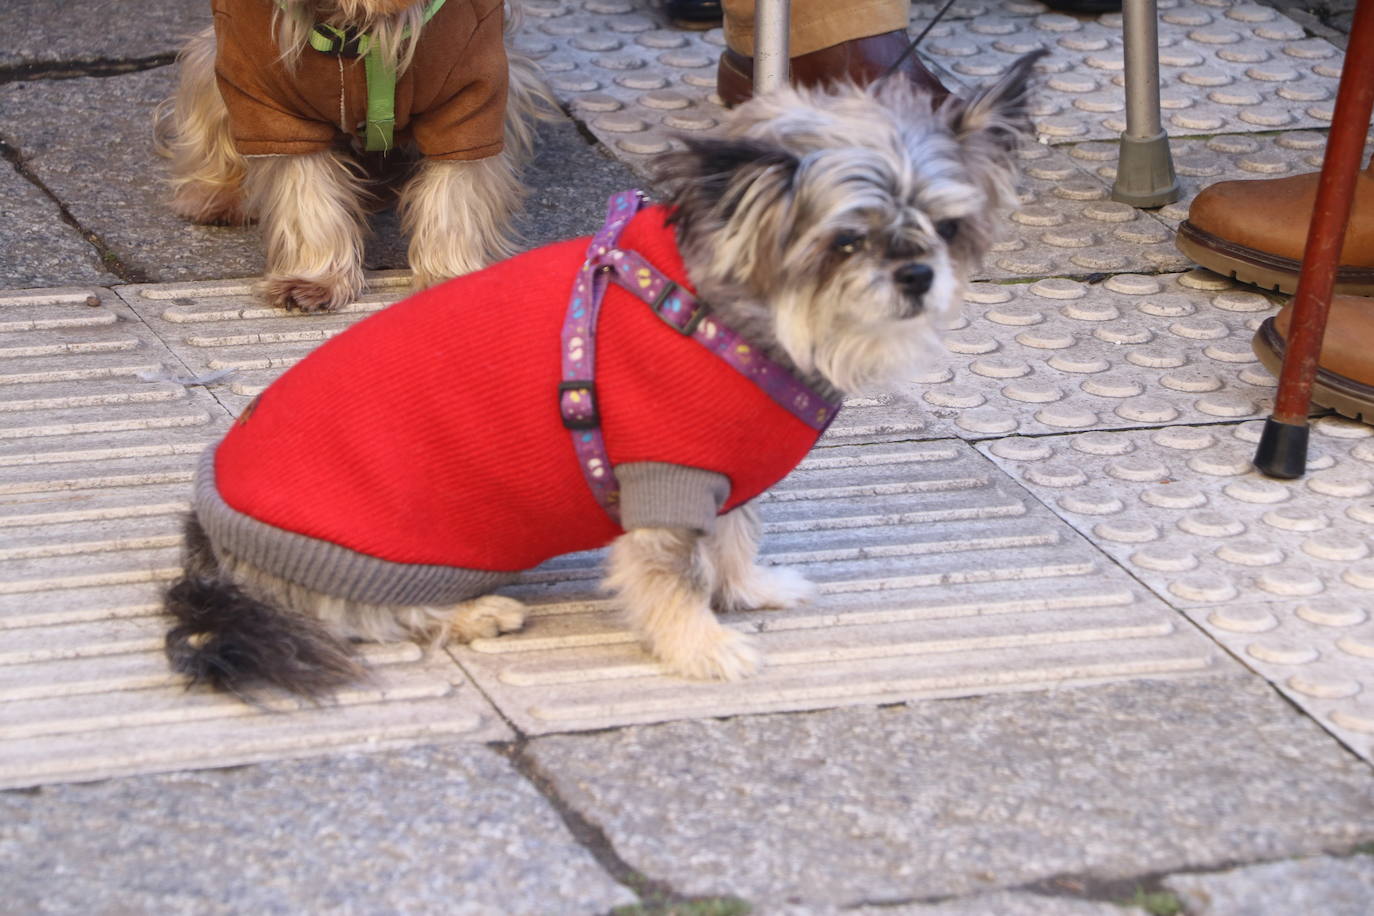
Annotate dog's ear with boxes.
[658,136,800,238]
[943,49,1046,152]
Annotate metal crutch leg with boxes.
[1254,0,1374,478]
[754,0,791,95]
[1111,0,1180,208]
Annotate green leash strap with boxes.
[283,0,448,152]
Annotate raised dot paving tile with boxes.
[989,143,1189,279]
[981,417,1374,761]
[519,0,1342,176]
[926,0,1343,143]
[904,268,1280,438]
[1196,598,1374,763]
[452,440,1228,734]
[0,285,508,790]
[515,0,1021,174]
[1070,129,1374,229]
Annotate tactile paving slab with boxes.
[991,142,1188,279]
[926,0,1343,142]
[453,440,1229,734]
[981,417,1374,761]
[1069,128,1374,229]
[903,268,1281,438]
[0,286,508,790]
[116,276,947,446]
[517,0,1343,173]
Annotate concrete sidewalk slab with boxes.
[526,676,1374,908]
[0,744,635,915]
[0,0,201,71]
[762,894,1147,915]
[0,170,107,288]
[0,67,263,283]
[1165,855,1374,915]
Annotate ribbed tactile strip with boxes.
[905,268,1279,439]
[0,285,507,789]
[116,274,411,415]
[118,276,931,445]
[982,419,1374,761]
[452,441,1227,734]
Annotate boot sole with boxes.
[1253,317,1374,423]
[1176,221,1374,297]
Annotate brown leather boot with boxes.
[1176,160,1374,296]
[1253,294,1374,423]
[716,30,951,108]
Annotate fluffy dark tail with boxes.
[164,516,363,699]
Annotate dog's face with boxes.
[662,52,1043,395]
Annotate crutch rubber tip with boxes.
[1253,417,1309,479]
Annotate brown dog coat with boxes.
[211,0,508,159]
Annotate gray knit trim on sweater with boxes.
[192,447,731,607]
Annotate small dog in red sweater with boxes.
[164,55,1043,697]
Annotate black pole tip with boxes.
[1253,417,1310,479]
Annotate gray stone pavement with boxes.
[4,0,1374,913]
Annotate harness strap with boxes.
[284,0,447,152]
[559,190,842,523]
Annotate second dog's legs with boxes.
[243,150,367,312]
[707,505,818,612]
[606,527,760,680]
[157,26,248,225]
[400,154,523,290]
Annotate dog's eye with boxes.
[935,219,960,242]
[832,231,866,256]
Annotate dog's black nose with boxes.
[894,263,934,297]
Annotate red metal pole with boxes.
[1254,0,1374,478]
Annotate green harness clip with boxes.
[287,0,447,153]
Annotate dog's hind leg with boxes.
[606,527,760,680]
[400,154,523,290]
[706,505,818,613]
[156,26,249,225]
[243,150,368,312]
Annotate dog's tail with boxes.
[503,1,562,165]
[164,515,363,699]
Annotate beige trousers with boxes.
[722,0,911,56]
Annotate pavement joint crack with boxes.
[0,55,176,85]
[495,738,729,913]
[0,136,149,284]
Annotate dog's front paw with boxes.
[719,564,818,612]
[658,625,760,681]
[449,595,527,643]
[262,277,355,313]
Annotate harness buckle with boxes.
[558,380,600,430]
[313,25,365,57]
[651,281,707,336]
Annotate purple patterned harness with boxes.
[558,190,842,523]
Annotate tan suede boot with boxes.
[1253,294,1374,423]
[1176,160,1374,296]
[716,31,950,108]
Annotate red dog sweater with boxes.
[194,206,828,606]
